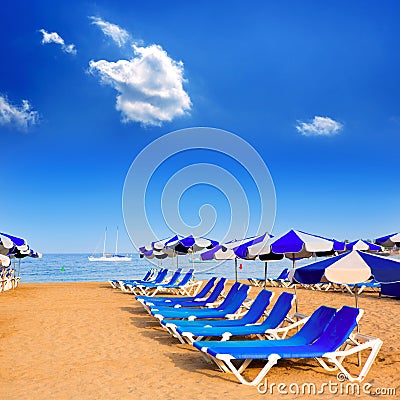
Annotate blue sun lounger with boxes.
[175,292,295,343]
[130,269,191,296]
[109,269,155,289]
[194,306,382,385]
[152,283,250,322]
[153,269,198,296]
[126,268,170,293]
[162,289,274,343]
[112,269,157,291]
[148,278,227,313]
[268,268,292,287]
[136,277,218,310]
[121,268,168,292]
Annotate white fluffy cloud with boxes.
[296,116,343,137]
[89,16,130,47]
[39,29,77,55]
[0,95,39,130]
[89,43,191,126]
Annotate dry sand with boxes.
[0,281,399,399]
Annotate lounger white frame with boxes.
[198,310,383,385]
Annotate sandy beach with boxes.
[1,281,399,399]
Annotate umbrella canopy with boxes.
[292,250,400,286]
[166,235,219,254]
[200,234,269,282]
[375,232,400,247]
[151,235,183,251]
[0,231,39,258]
[250,229,344,260]
[139,249,169,260]
[201,234,267,261]
[346,240,382,253]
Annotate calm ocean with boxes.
[17,253,315,283]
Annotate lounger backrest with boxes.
[175,269,194,286]
[166,269,183,285]
[203,278,227,303]
[218,284,250,313]
[313,306,360,351]
[216,282,241,309]
[260,292,294,328]
[289,306,337,345]
[153,269,169,284]
[239,290,273,324]
[142,270,153,282]
[276,268,289,280]
[194,277,217,299]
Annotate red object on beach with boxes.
[239,263,243,270]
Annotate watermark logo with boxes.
[122,127,276,270]
[257,372,396,396]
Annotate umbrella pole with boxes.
[292,258,298,314]
[264,262,268,289]
[235,258,238,282]
[354,284,361,367]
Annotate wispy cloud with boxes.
[0,95,39,131]
[296,116,343,137]
[89,43,191,126]
[89,16,130,47]
[39,29,77,55]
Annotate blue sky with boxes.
[1,0,399,252]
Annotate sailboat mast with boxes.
[103,227,107,256]
[115,227,119,255]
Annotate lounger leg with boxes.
[215,354,281,386]
[320,338,383,382]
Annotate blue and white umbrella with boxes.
[345,240,382,253]
[165,235,219,254]
[375,232,400,248]
[248,229,345,260]
[245,229,345,311]
[0,231,41,258]
[201,233,269,281]
[292,250,400,307]
[140,249,169,260]
[233,234,282,288]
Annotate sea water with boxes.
[17,253,315,283]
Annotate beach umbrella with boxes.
[375,233,400,248]
[249,229,345,311]
[292,250,400,308]
[0,231,40,258]
[201,234,268,282]
[345,240,382,253]
[234,234,282,289]
[140,249,169,260]
[165,235,219,254]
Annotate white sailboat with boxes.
[88,227,132,262]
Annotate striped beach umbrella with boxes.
[375,233,400,247]
[165,235,219,254]
[292,250,400,307]
[201,233,269,281]
[345,240,382,253]
[247,229,345,311]
[233,234,283,289]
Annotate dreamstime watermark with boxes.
[122,127,276,271]
[257,373,396,396]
